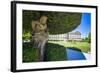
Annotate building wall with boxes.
[48,31,82,41]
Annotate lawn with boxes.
[23,42,66,62]
[48,41,90,53]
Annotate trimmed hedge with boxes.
[23,42,40,62]
[44,43,66,61]
[23,42,66,62]
[23,10,82,34]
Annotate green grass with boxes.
[49,41,90,53]
[23,42,66,62]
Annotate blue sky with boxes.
[73,13,91,38]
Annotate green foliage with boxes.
[88,32,91,43]
[23,11,40,33]
[23,42,67,62]
[23,10,82,35]
[47,12,82,34]
[83,37,88,42]
[83,32,91,43]
[23,32,31,41]
[44,43,66,61]
[23,42,40,62]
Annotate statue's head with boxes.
[39,16,48,25]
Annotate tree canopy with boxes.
[23,10,82,34]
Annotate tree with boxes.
[88,32,91,43]
[23,10,82,34]
[23,10,82,61]
[83,32,91,43]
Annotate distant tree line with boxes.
[83,32,91,43]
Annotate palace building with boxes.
[48,31,82,41]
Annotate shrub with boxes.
[23,42,67,62]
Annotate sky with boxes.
[73,13,91,38]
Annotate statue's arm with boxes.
[31,21,36,31]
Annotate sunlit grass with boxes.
[48,41,90,53]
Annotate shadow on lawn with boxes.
[67,47,82,52]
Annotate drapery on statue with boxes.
[31,15,49,61]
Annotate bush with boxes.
[23,42,67,62]
[23,42,40,62]
[44,43,67,61]
[23,32,31,41]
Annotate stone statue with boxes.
[31,15,49,61]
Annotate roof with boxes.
[69,31,81,35]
